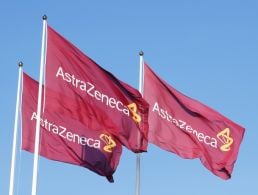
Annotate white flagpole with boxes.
[139,51,144,94]
[31,15,47,195]
[136,51,144,195]
[9,62,23,195]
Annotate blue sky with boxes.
[1,1,258,195]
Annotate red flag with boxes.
[144,63,245,179]
[45,25,149,153]
[22,72,122,182]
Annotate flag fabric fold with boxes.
[144,63,245,179]
[22,72,122,182]
[45,25,149,153]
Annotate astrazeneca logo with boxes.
[217,128,234,152]
[100,134,116,153]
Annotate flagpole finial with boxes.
[42,15,47,20]
[18,61,23,67]
[139,51,144,56]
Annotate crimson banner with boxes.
[144,63,245,179]
[22,73,122,182]
[45,25,149,153]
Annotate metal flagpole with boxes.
[31,15,47,195]
[9,62,23,195]
[136,51,144,195]
[139,51,144,95]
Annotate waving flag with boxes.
[144,63,245,179]
[22,72,122,182]
[45,25,149,153]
